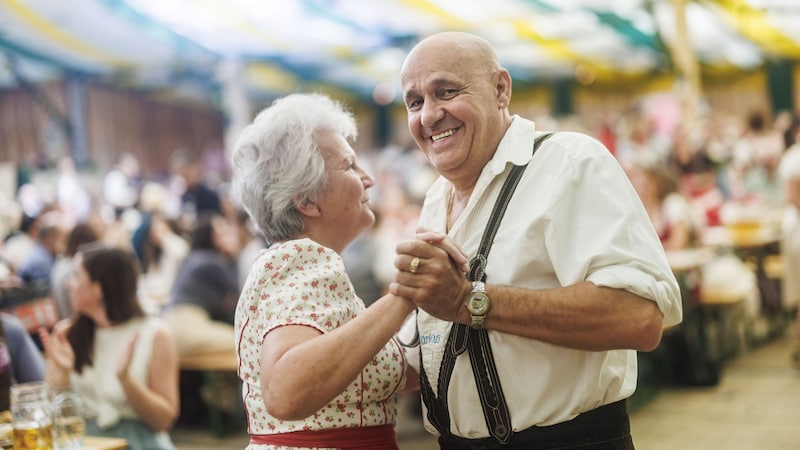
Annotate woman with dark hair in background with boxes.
[39,244,179,450]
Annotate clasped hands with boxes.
[390,228,471,322]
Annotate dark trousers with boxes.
[437,400,634,450]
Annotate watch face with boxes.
[467,292,491,315]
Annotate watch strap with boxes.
[470,314,486,329]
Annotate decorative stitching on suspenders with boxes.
[419,132,555,444]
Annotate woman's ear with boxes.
[295,198,322,217]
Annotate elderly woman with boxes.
[231,93,466,449]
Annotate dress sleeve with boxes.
[252,241,361,341]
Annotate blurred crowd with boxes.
[4,101,800,316]
[0,96,800,431]
[617,106,799,244]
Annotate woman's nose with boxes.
[362,170,375,188]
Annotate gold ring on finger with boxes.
[409,256,420,274]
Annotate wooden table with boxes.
[701,225,779,249]
[84,435,128,450]
[180,351,237,371]
[702,225,782,314]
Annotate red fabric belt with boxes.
[250,424,398,449]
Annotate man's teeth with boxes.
[432,129,455,141]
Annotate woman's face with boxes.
[313,130,375,246]
[67,256,103,314]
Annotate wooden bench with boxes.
[179,351,239,437]
[699,287,747,361]
[84,435,129,450]
[180,351,237,372]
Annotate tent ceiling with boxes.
[0,0,799,104]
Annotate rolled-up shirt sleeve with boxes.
[542,133,682,327]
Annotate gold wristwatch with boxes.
[466,281,491,329]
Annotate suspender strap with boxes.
[467,142,537,281]
[420,132,555,443]
[418,322,469,436]
[469,326,511,442]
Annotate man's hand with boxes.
[391,229,471,322]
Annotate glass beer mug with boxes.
[10,382,52,450]
[51,390,84,450]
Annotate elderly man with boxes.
[392,32,681,449]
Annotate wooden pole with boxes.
[668,0,703,123]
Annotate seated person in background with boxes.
[733,110,786,204]
[0,312,46,410]
[50,223,100,319]
[132,212,189,313]
[2,312,45,381]
[163,213,239,357]
[162,213,239,425]
[629,155,694,250]
[17,215,65,286]
[39,244,179,450]
[1,213,42,276]
[168,148,222,233]
[674,150,726,231]
[778,148,800,366]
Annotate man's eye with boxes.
[406,99,422,110]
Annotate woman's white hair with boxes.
[230,93,357,243]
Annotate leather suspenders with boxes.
[419,132,555,444]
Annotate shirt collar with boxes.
[488,115,539,175]
[425,115,540,206]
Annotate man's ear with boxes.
[295,198,322,217]
[495,68,512,108]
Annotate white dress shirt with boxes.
[403,116,682,439]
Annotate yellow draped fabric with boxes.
[710,0,800,58]
[5,0,128,67]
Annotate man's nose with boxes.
[420,99,444,128]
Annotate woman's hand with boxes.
[39,322,75,388]
[413,228,469,272]
[38,324,74,373]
